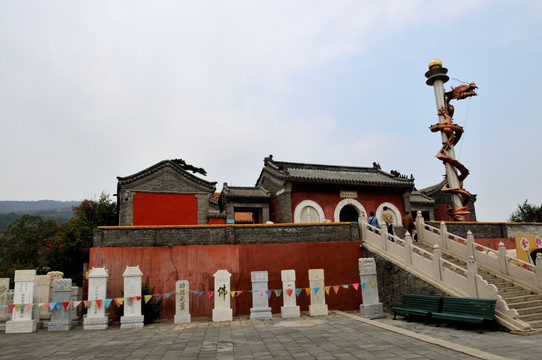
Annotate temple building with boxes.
[115,155,476,227]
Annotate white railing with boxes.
[415,212,542,293]
[359,214,532,332]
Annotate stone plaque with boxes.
[308,269,328,316]
[83,267,109,330]
[49,278,72,331]
[212,270,232,322]
[6,270,37,333]
[250,271,272,319]
[281,270,300,318]
[358,258,384,319]
[120,265,144,329]
[174,280,191,324]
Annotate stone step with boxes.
[505,300,542,310]
[498,288,535,297]
[515,306,542,316]
[501,294,542,303]
[527,319,542,329]
[518,312,542,322]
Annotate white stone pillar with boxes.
[415,211,424,243]
[121,265,144,329]
[439,221,448,249]
[359,258,385,319]
[212,270,233,322]
[83,267,109,330]
[308,269,328,316]
[432,245,442,280]
[6,269,37,333]
[34,274,52,321]
[250,271,272,319]
[0,278,10,321]
[281,270,300,318]
[174,280,191,324]
[48,278,72,331]
[498,242,509,275]
[467,256,478,297]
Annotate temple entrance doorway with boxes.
[339,205,359,222]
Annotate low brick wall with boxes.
[93,222,360,247]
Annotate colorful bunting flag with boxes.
[154,295,162,301]
[286,289,294,297]
[274,289,282,297]
[207,291,214,299]
[361,283,366,291]
[136,295,142,301]
[230,291,236,298]
[333,285,340,294]
[369,281,374,288]
[237,291,243,296]
[14,304,20,312]
[165,292,173,299]
[314,287,320,295]
[83,300,90,308]
[266,290,272,298]
[144,295,152,303]
[24,304,33,312]
[95,299,103,309]
[342,284,349,289]
[324,286,331,295]
[295,288,302,297]
[62,302,71,311]
[352,283,359,291]
[104,299,112,309]
[74,301,82,308]
[8,304,15,311]
[304,288,311,295]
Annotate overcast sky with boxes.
[1,1,541,222]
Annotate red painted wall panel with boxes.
[133,193,198,225]
[89,241,364,319]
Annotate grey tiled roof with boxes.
[285,167,411,186]
[222,186,271,199]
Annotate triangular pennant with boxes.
[0,304,6,308]
[39,302,45,308]
[324,286,331,295]
[62,302,71,311]
[154,295,161,301]
[286,289,294,297]
[118,297,125,305]
[342,284,349,289]
[196,291,204,297]
[361,283,366,291]
[136,296,142,301]
[55,302,62,311]
[266,290,272,298]
[333,285,340,294]
[236,290,243,296]
[295,288,302,296]
[314,287,321,295]
[83,300,90,308]
[43,303,49,308]
[352,283,359,291]
[369,281,374,288]
[8,304,15,311]
[207,291,214,299]
[144,295,152,303]
[74,301,82,308]
[230,291,236,298]
[165,292,173,299]
[260,290,264,297]
[104,299,112,309]
[95,299,103,309]
[48,302,56,310]
[24,304,33,312]
[274,289,282,297]
[304,288,311,295]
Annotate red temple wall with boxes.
[89,241,364,318]
[133,192,198,225]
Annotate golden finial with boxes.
[428,59,443,70]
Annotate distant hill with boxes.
[0,200,80,230]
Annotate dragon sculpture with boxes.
[429,82,477,221]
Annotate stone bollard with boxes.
[308,269,328,316]
[6,270,37,333]
[49,278,73,331]
[174,280,191,324]
[83,267,109,330]
[120,266,144,329]
[250,271,272,319]
[358,258,385,319]
[281,270,300,318]
[212,270,233,322]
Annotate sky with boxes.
[1,1,541,222]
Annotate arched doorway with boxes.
[339,205,359,222]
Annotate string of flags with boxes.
[0,281,375,312]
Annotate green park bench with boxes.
[391,294,442,324]
[431,296,497,334]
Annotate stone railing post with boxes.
[466,230,475,259]
[380,223,388,251]
[415,211,424,243]
[404,232,413,264]
[467,256,478,297]
[439,221,448,249]
[432,245,442,280]
[536,254,542,290]
[498,242,508,275]
[358,212,367,241]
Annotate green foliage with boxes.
[171,158,207,176]
[509,200,542,222]
[114,277,164,324]
[46,192,117,285]
[0,215,58,281]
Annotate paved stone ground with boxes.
[1,312,541,359]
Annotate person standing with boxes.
[402,212,415,240]
[368,211,379,228]
[382,206,394,236]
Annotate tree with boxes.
[46,192,117,285]
[508,200,542,222]
[0,215,58,280]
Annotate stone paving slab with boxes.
[0,312,538,359]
